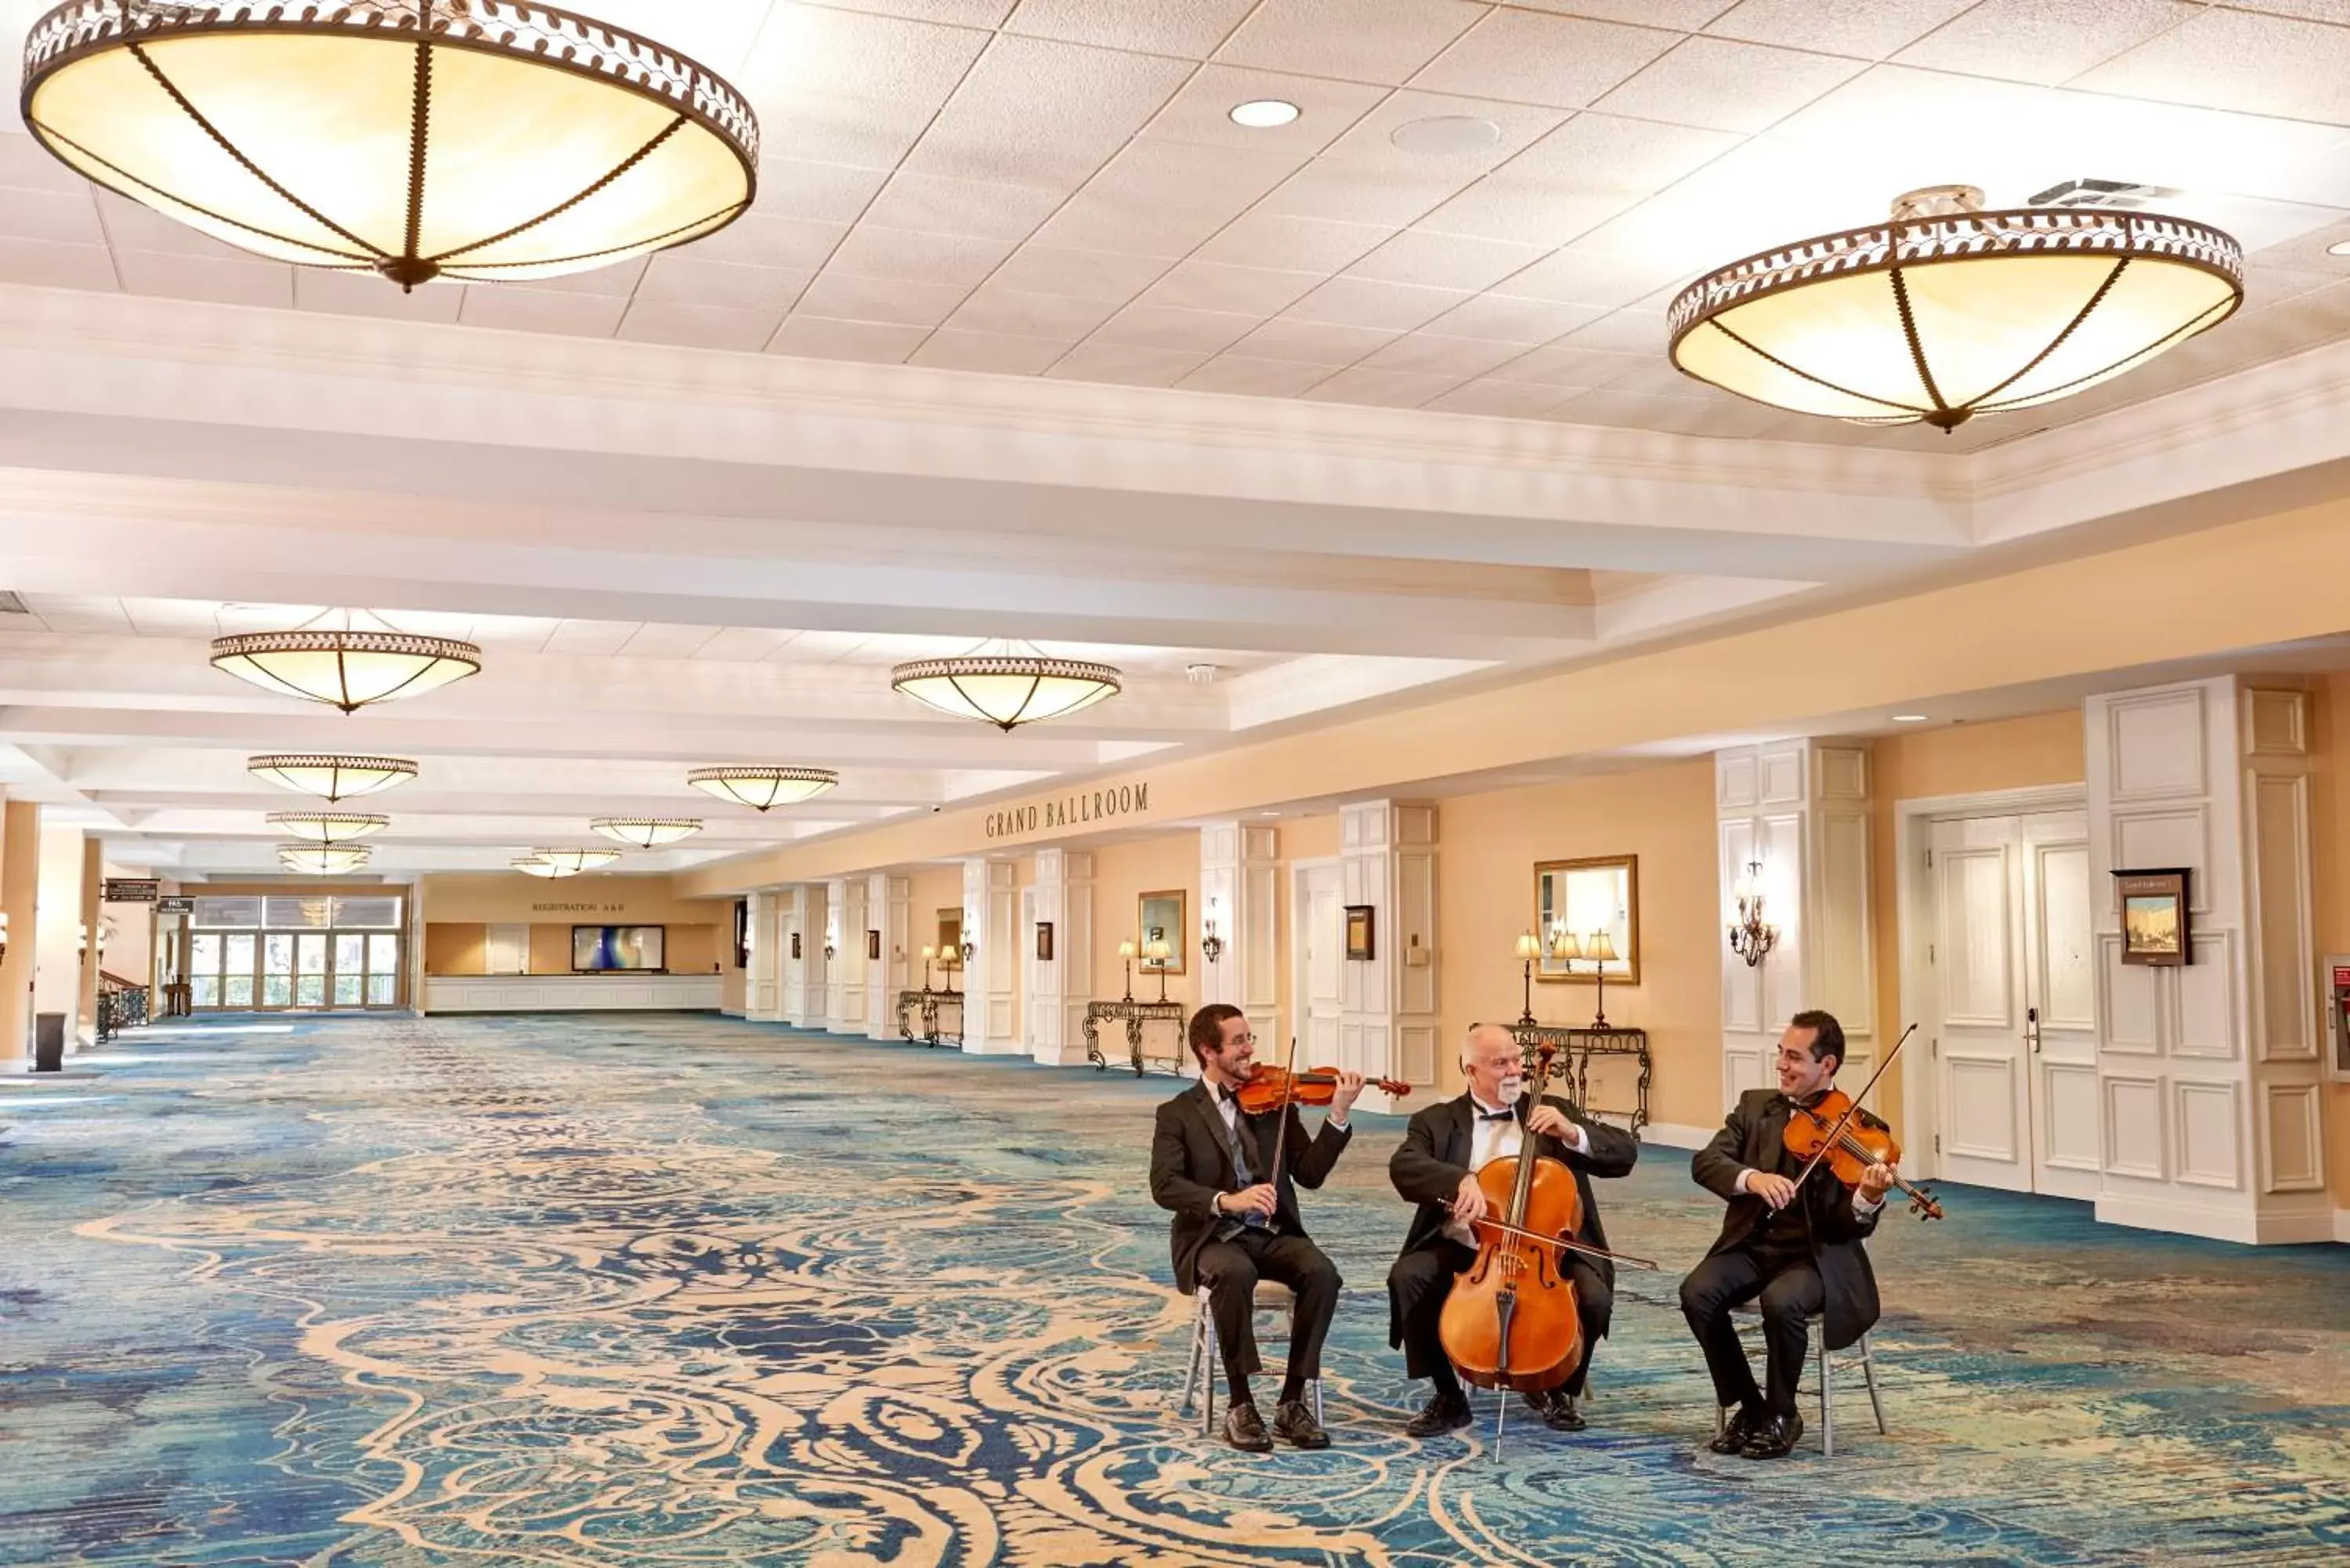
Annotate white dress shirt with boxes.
[1443,1094,1588,1245]
[1207,1082,1344,1218]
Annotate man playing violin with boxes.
[1149,1003,1364,1454]
[1680,1010,1896,1459]
[1387,1021,1638,1437]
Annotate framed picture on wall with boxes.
[1036,921,1054,962]
[866,929,881,961]
[1344,905,1375,961]
[2115,868,2190,966]
[1535,854,1639,985]
[790,930,802,961]
[732,900,749,970]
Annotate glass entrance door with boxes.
[188,932,257,1010]
[190,894,405,1013]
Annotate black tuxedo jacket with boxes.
[1692,1086,1882,1349]
[1388,1092,1638,1318]
[1148,1079,1352,1293]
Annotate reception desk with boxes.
[423,974,723,1013]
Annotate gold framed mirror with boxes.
[1535,855,1637,985]
[1137,889,1188,976]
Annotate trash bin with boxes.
[33,1011,64,1073]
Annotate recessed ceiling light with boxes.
[1229,99,1300,129]
[1891,714,1930,723]
[1389,115,1500,156]
[2330,238,2350,256]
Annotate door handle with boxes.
[2026,1006,2041,1054]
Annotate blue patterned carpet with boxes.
[2,1013,2345,1566]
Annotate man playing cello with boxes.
[1149,1004,1363,1453]
[1386,1022,1638,1436]
[1680,1010,1896,1459]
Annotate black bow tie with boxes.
[1479,1108,1515,1122]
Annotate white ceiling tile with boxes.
[1549,388,1781,437]
[1412,9,1679,109]
[1493,240,1698,309]
[0,131,97,194]
[986,244,1173,300]
[508,256,649,299]
[1229,317,1402,364]
[754,89,945,171]
[1137,260,1324,315]
[93,190,252,261]
[544,620,643,655]
[2073,9,2350,124]
[0,187,101,246]
[1217,0,1484,86]
[825,226,1015,289]
[696,628,802,661]
[1006,0,1256,57]
[1501,112,1744,195]
[1090,302,1260,353]
[616,623,724,659]
[1287,276,1467,331]
[1177,354,1337,396]
[1093,137,1311,211]
[754,159,893,225]
[1344,229,1548,292]
[2242,261,2344,309]
[1046,341,1211,387]
[1320,91,1568,177]
[819,0,1016,23]
[1595,38,1867,133]
[0,237,117,292]
[898,36,1193,189]
[1509,0,1736,23]
[1707,0,1978,58]
[294,268,463,323]
[638,254,812,312]
[1424,378,1578,418]
[683,212,850,271]
[911,328,1074,374]
[1301,366,1461,408]
[1485,343,1647,388]
[458,285,627,337]
[1031,192,1242,258]
[1893,1,2193,89]
[1141,64,1390,156]
[1414,182,1632,250]
[739,4,990,103]
[1195,211,1394,271]
[1425,293,1607,344]
[1258,158,1469,227]
[1559,308,1671,355]
[859,173,1068,241]
[796,272,971,327]
[1356,331,1530,378]
[942,286,1121,339]
[616,301,784,352]
[112,249,293,309]
[767,315,931,363]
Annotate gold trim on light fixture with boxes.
[890,640,1122,731]
[1668,186,2242,431]
[686,766,839,811]
[591,817,703,849]
[530,845,621,874]
[278,842,372,875]
[512,854,572,879]
[212,610,480,711]
[267,811,389,844]
[247,753,418,800]
[21,1,758,291]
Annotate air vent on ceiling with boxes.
[2027,178,2182,211]
[0,592,27,614]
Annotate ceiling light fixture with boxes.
[890,639,1122,731]
[530,845,621,874]
[591,817,703,849]
[512,854,572,879]
[278,842,371,875]
[268,811,389,844]
[21,0,758,291]
[212,609,480,712]
[1228,98,1300,128]
[1668,184,2242,431]
[1890,714,1930,724]
[687,766,840,811]
[247,753,418,801]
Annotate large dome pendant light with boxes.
[530,845,621,874]
[248,753,418,801]
[890,640,1123,732]
[20,1,759,291]
[686,767,838,811]
[591,817,702,849]
[212,609,480,712]
[268,811,389,844]
[1668,185,2242,431]
[279,842,372,875]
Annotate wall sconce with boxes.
[1514,930,1542,1027]
[1118,938,1137,1002]
[1201,916,1224,965]
[1728,859,1779,969]
[959,937,975,968]
[1145,938,1173,1003]
[822,940,836,962]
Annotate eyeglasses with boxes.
[1226,1033,1257,1048]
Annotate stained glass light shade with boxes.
[212,610,480,711]
[247,753,417,801]
[889,641,1123,731]
[267,811,389,844]
[20,1,758,290]
[1668,186,2242,430]
[278,842,371,874]
[591,817,702,849]
[530,845,620,874]
[686,767,839,811]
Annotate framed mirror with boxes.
[937,908,963,959]
[1535,855,1638,985]
[1137,889,1187,976]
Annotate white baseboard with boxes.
[2337,1210,2350,1244]
[960,1039,1028,1057]
[1640,1121,1716,1151]
[2095,1194,2258,1245]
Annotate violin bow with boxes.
[1264,1031,1301,1191]
[1787,1021,1917,1201]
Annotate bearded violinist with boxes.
[1387,1022,1638,1436]
[1149,1003,1363,1454]
[1679,1010,1896,1459]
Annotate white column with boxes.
[866,873,906,1042]
[825,876,866,1034]
[1200,822,1282,1046]
[746,891,782,1022]
[1025,848,1097,1065]
[1715,740,1875,1108]
[2086,678,2332,1243]
[962,856,1020,1054]
[34,825,85,1042]
[782,884,825,1028]
[1337,801,1437,1111]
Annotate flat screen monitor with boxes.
[573,925,665,972]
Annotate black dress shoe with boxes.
[1404,1391,1473,1437]
[1523,1389,1586,1432]
[1273,1398,1330,1449]
[1222,1401,1274,1453]
[1741,1408,1804,1459]
[1708,1404,1762,1455]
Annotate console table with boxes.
[1508,1023,1651,1136]
[897,988,966,1050]
[1084,996,1187,1076]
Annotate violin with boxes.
[1233,1064,1412,1116]
[1781,1024,1946,1221]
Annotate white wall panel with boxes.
[2171,1079,2242,1190]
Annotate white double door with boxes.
[1296,861,1343,1062]
[1927,810,2099,1198]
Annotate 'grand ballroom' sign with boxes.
[984,780,1152,840]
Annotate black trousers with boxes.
[1678,1239,1824,1416]
[1388,1239,1611,1397]
[1195,1230,1342,1389]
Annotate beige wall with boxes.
[417,872,725,925]
[425,917,719,975]
[1437,762,1721,1125]
[1093,832,1201,1014]
[904,864,963,978]
[2305,676,2350,1206]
